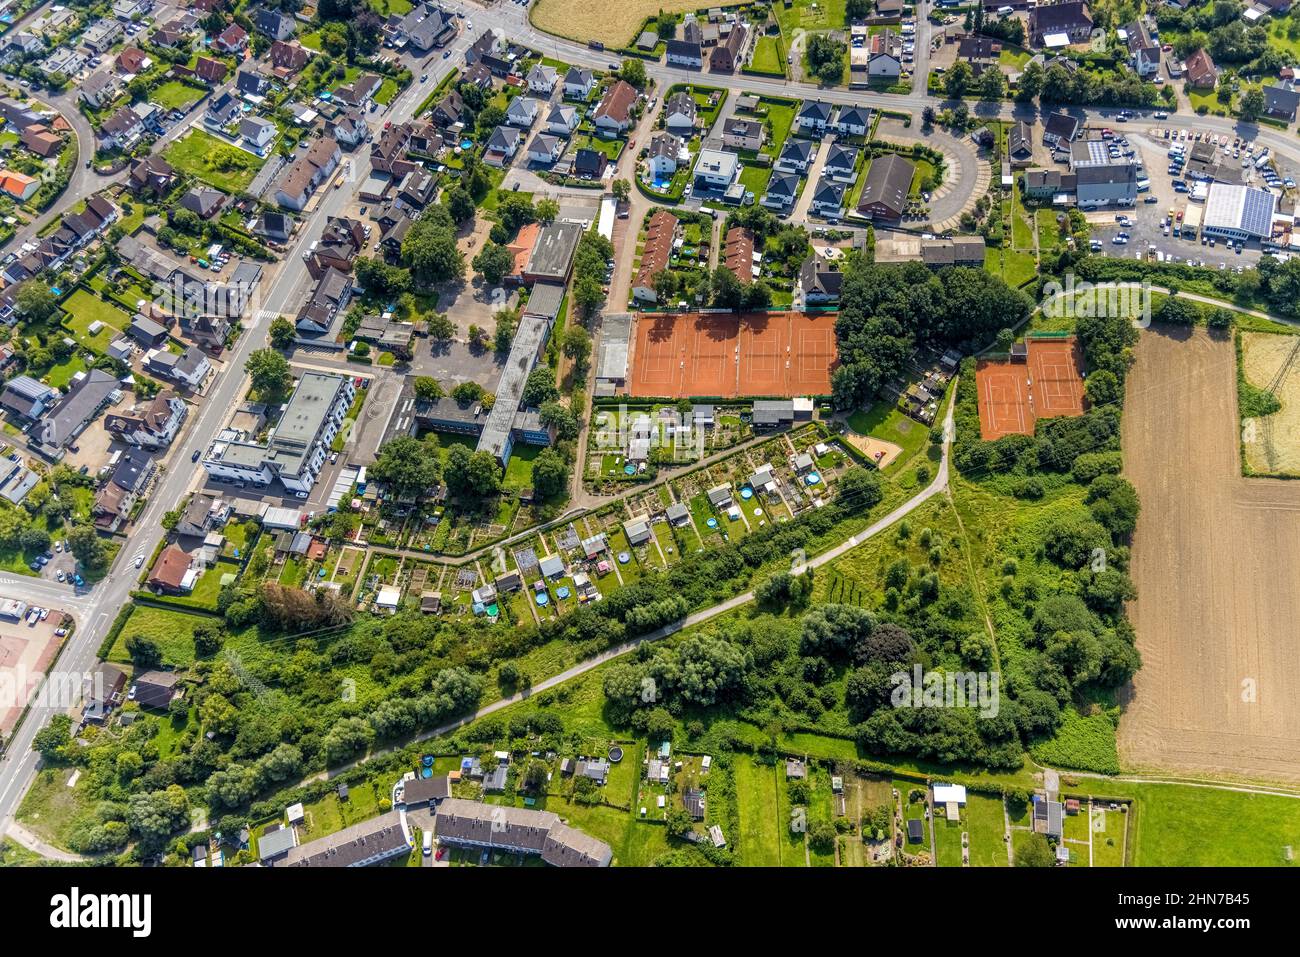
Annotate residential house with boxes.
[647,132,682,177]
[527,63,557,95]
[1042,110,1081,147]
[666,39,703,69]
[268,40,312,78]
[693,148,739,191]
[253,8,296,41]
[723,226,754,283]
[821,143,858,183]
[175,492,231,539]
[593,80,638,134]
[796,99,833,133]
[214,23,249,54]
[563,66,595,99]
[574,147,607,179]
[205,90,240,130]
[295,267,353,334]
[1008,119,1034,166]
[868,29,903,79]
[237,68,271,99]
[93,448,154,532]
[241,116,277,152]
[104,391,187,449]
[721,117,763,151]
[275,136,342,210]
[115,47,151,76]
[1264,83,1300,121]
[79,72,121,110]
[632,209,678,302]
[99,106,145,150]
[133,669,183,708]
[810,179,845,215]
[1185,48,1218,89]
[430,88,465,128]
[762,170,799,209]
[179,186,225,219]
[127,154,176,196]
[920,236,987,267]
[835,104,871,137]
[506,95,540,128]
[144,345,211,390]
[799,254,842,304]
[775,137,814,174]
[484,125,522,167]
[194,55,228,85]
[663,91,697,134]
[526,132,563,165]
[1124,20,1160,76]
[709,21,747,72]
[1028,1,1093,47]
[546,103,578,136]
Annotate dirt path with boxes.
[1120,326,1300,782]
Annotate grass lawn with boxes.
[984,247,1037,288]
[62,288,131,353]
[16,766,94,851]
[847,401,931,475]
[1128,783,1300,867]
[575,134,623,162]
[42,354,88,390]
[738,162,772,197]
[965,793,1010,866]
[749,34,787,76]
[164,129,264,194]
[502,442,540,489]
[151,81,204,110]
[734,756,781,866]
[775,0,847,34]
[106,604,212,668]
[759,98,797,157]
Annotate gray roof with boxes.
[257,826,297,861]
[282,811,409,867]
[524,220,583,281]
[35,370,118,449]
[476,313,550,460]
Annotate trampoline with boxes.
[422,755,434,767]
[617,551,631,564]
[608,746,624,762]
[739,487,754,500]
[556,586,571,599]
[535,593,549,606]
[805,472,822,485]
[486,603,500,616]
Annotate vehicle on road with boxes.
[192,449,201,462]
[134,555,145,568]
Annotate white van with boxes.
[422,831,433,856]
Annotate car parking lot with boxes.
[1083,125,1293,270]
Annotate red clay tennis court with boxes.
[629,311,838,398]
[975,336,1086,440]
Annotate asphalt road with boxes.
[0,24,477,837]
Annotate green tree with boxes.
[530,446,569,499]
[371,435,442,497]
[245,348,293,398]
[413,376,444,401]
[472,242,514,285]
[269,316,295,349]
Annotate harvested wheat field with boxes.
[1239,330,1300,476]
[531,0,702,47]
[1121,326,1300,784]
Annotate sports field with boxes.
[1122,327,1300,783]
[628,311,837,398]
[974,336,1085,439]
